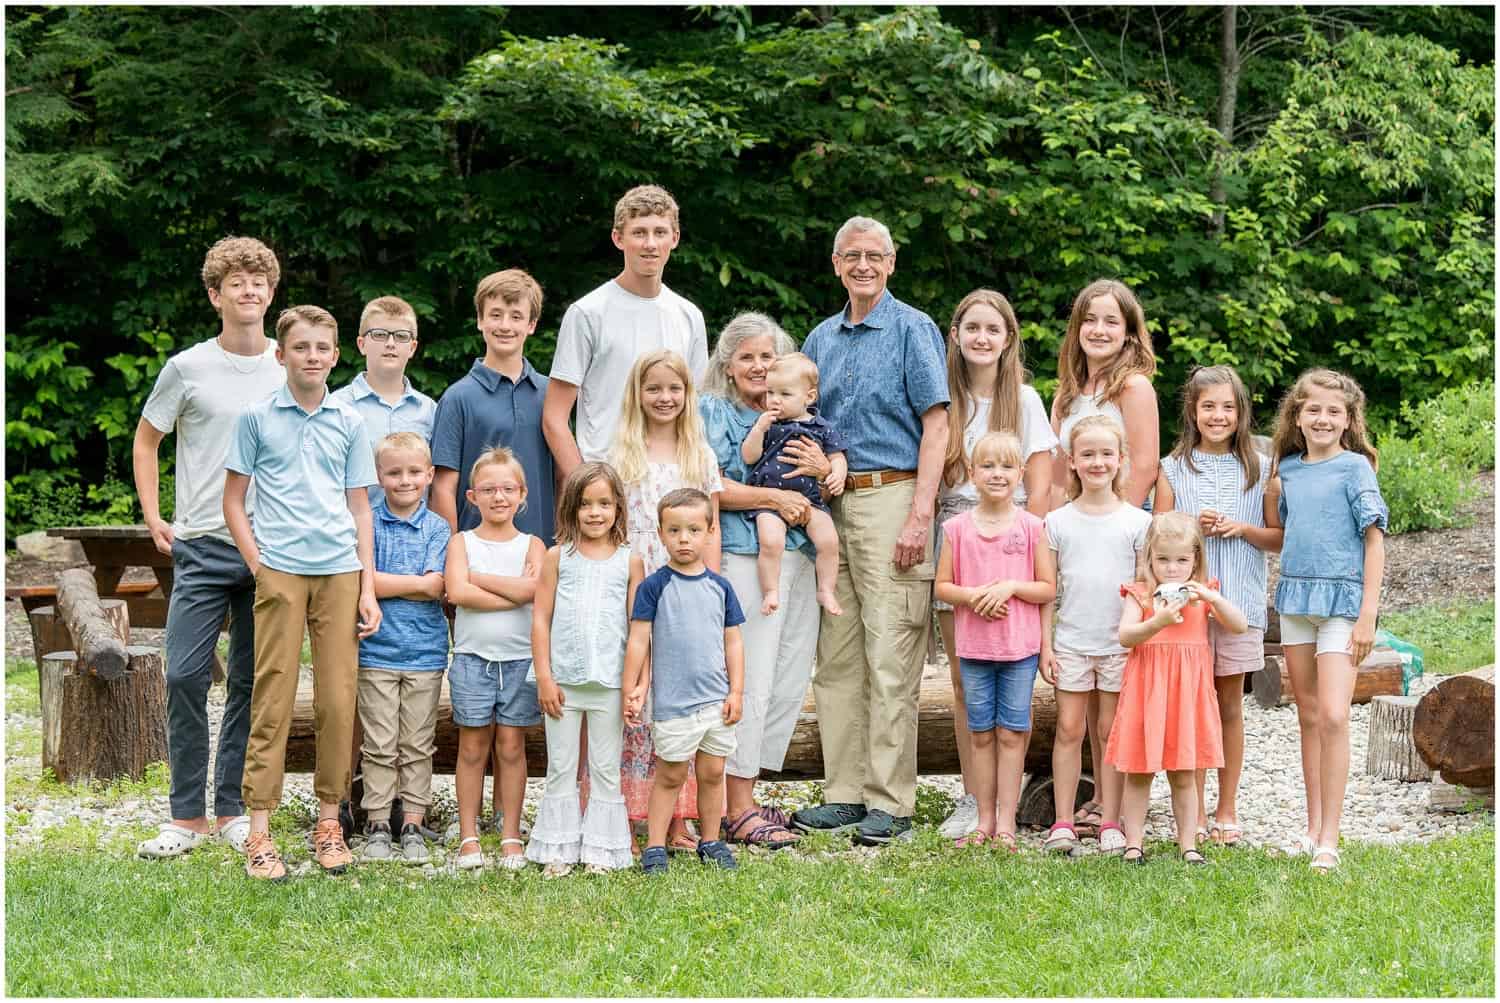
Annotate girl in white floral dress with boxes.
[609,349,722,851]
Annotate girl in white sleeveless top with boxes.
[445,449,545,871]
[527,462,645,876]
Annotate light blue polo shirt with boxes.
[331,372,437,508]
[802,290,949,472]
[226,384,378,575]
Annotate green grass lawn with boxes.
[1381,599,1494,676]
[4,826,1494,996]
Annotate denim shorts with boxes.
[959,654,1040,732]
[449,652,541,728]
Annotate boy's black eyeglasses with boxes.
[365,328,415,344]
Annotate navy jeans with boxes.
[165,536,256,819]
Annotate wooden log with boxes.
[55,569,131,680]
[1253,653,1292,708]
[285,665,1085,779]
[1253,648,1405,709]
[1017,772,1095,829]
[1364,695,1426,781]
[40,646,168,783]
[1428,773,1496,813]
[26,601,130,671]
[1413,666,1495,788]
[1264,604,1279,644]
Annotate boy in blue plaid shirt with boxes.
[357,431,452,864]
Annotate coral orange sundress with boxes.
[1104,580,1225,774]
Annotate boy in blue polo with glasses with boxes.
[332,296,437,508]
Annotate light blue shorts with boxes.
[959,655,1040,733]
[449,653,541,728]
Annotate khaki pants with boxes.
[357,668,444,813]
[242,567,360,810]
[813,479,933,816]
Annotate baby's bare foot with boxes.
[761,591,780,616]
[817,591,843,616]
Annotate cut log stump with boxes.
[55,569,131,680]
[1428,773,1496,812]
[1413,666,1495,788]
[41,646,167,783]
[1365,695,1426,781]
[1253,647,1404,709]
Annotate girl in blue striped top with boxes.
[1154,366,1283,848]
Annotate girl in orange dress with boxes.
[1106,512,1247,864]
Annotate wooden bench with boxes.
[7,580,167,628]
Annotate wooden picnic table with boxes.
[39,525,173,627]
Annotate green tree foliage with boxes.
[5,6,1493,539]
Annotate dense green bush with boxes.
[1377,379,1492,534]
[1399,378,1495,472]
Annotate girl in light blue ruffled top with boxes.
[1270,369,1388,873]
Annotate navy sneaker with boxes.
[640,845,669,875]
[790,802,867,834]
[696,839,738,871]
[854,809,913,846]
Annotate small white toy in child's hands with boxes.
[1153,582,1194,605]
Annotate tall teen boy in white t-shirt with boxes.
[542,185,710,478]
[132,236,285,859]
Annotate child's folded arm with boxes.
[374,571,443,601]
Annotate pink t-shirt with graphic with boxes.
[943,508,1045,661]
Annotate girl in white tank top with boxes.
[445,450,545,871]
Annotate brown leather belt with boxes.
[845,469,917,491]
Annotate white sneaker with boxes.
[938,794,979,840]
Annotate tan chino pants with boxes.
[812,479,933,816]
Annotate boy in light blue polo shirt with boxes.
[356,431,450,865]
[331,295,437,509]
[623,488,745,875]
[223,304,381,881]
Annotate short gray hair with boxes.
[702,311,797,406]
[833,215,895,256]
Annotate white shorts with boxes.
[651,703,737,763]
[1053,649,1127,693]
[1278,613,1357,656]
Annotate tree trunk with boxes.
[1412,666,1495,787]
[285,667,1086,779]
[1364,695,1426,781]
[55,569,131,680]
[1209,4,1240,235]
[42,645,168,783]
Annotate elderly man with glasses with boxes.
[790,216,950,846]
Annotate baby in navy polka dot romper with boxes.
[741,353,848,618]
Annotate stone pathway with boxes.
[6,665,1489,863]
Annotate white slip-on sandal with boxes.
[1310,845,1341,872]
[137,823,208,859]
[498,837,527,871]
[217,816,252,854]
[454,836,485,871]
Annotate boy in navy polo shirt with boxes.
[432,268,554,545]
[224,305,381,881]
[623,488,745,874]
[357,431,450,865]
